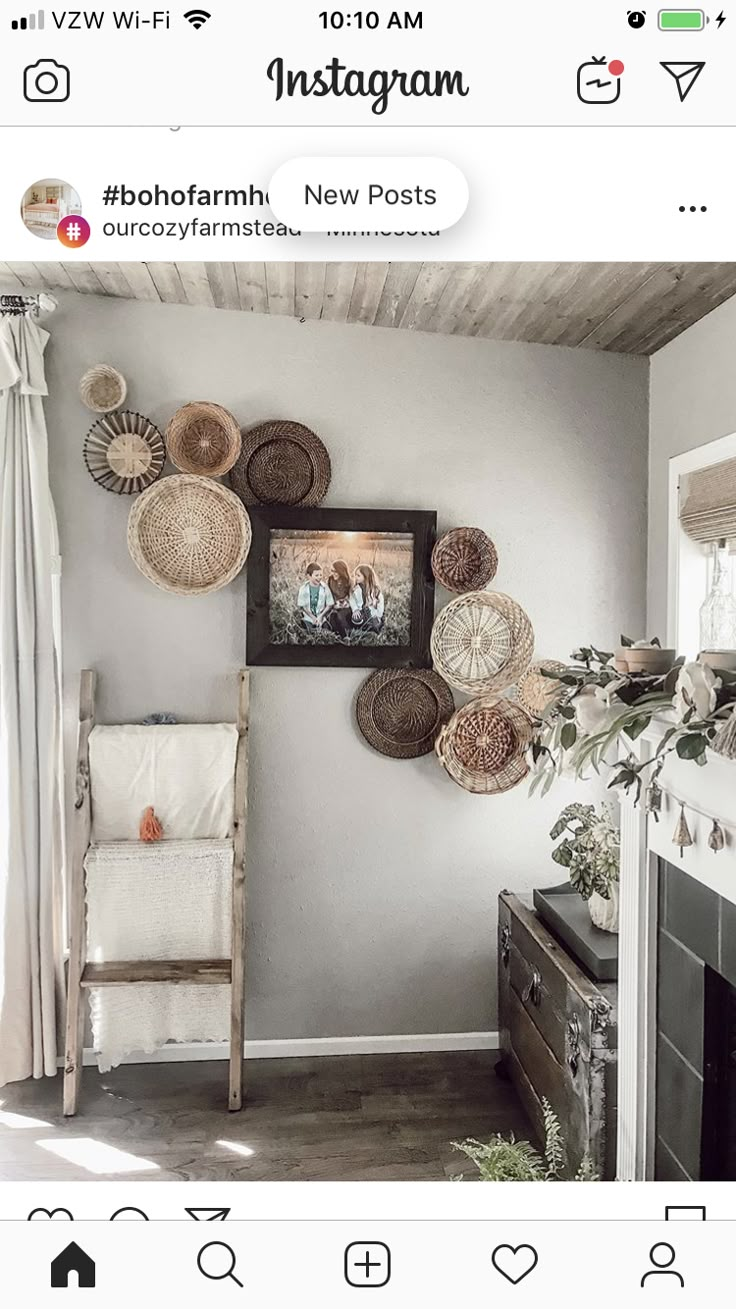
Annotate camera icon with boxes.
[23,59,70,102]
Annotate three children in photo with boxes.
[298,560,385,639]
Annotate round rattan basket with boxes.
[431,527,498,593]
[356,668,455,759]
[79,364,127,413]
[435,697,532,795]
[127,474,251,596]
[83,410,165,495]
[516,660,567,719]
[165,402,242,477]
[430,590,534,696]
[229,420,331,507]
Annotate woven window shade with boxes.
[680,458,736,544]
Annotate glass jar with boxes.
[700,539,736,653]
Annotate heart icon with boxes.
[27,1208,74,1221]
[491,1244,538,1285]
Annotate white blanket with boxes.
[85,840,233,1071]
[88,723,238,842]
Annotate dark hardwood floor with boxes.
[0,1051,531,1182]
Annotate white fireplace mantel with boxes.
[617,723,736,1181]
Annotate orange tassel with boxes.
[140,806,163,842]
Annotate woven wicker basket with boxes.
[516,660,567,719]
[356,668,454,759]
[166,402,242,477]
[79,364,127,413]
[430,590,534,696]
[435,697,532,795]
[432,527,498,593]
[127,474,251,596]
[83,410,165,495]
[230,420,331,507]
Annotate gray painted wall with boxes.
[46,289,649,1040]
[649,294,736,635]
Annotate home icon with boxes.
[50,1241,96,1288]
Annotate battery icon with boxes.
[658,8,707,28]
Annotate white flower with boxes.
[673,661,720,722]
[573,685,619,736]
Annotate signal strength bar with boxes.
[11,8,45,29]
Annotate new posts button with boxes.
[268,157,469,232]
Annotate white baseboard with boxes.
[75,1031,499,1068]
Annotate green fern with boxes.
[453,1097,599,1182]
[542,1097,566,1178]
[452,1134,545,1181]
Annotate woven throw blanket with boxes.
[85,840,233,1072]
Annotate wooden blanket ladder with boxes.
[63,668,249,1116]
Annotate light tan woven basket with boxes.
[127,474,251,596]
[435,697,532,795]
[430,591,534,696]
[79,364,127,413]
[166,401,242,477]
[516,660,567,719]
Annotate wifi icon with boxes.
[184,8,211,27]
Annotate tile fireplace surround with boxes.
[618,724,736,1180]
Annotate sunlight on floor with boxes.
[216,1139,255,1158]
[0,1109,52,1130]
[37,1139,159,1174]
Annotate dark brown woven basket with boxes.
[432,527,498,593]
[356,669,455,759]
[229,420,331,507]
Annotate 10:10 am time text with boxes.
[319,11,424,28]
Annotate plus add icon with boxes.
[344,1242,391,1288]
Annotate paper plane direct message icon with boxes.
[185,1207,230,1221]
[661,60,706,101]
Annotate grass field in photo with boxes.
[269,528,414,647]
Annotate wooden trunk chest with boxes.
[498,891,618,1180]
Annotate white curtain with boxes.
[0,314,63,1086]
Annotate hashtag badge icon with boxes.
[57,213,91,249]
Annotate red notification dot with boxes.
[609,60,624,76]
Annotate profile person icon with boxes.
[641,1243,684,1288]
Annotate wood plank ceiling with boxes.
[2,261,736,355]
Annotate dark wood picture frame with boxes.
[246,506,437,668]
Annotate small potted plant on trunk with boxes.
[550,802,620,932]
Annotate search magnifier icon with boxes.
[197,1241,244,1289]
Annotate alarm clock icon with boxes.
[628,9,647,26]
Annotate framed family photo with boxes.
[246,507,437,667]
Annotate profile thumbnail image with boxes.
[20,177,82,240]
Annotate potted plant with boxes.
[550,802,620,932]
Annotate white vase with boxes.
[588,885,619,933]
